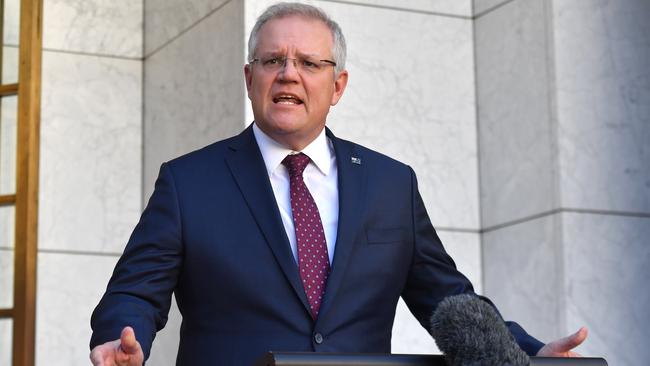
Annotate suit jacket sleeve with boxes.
[400,167,544,356]
[90,162,182,359]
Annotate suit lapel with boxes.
[225,126,312,314]
[317,129,368,323]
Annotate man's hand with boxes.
[537,327,588,357]
[90,326,144,366]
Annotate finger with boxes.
[89,349,104,366]
[554,327,588,352]
[119,326,141,355]
[90,343,117,366]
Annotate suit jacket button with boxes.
[314,333,324,344]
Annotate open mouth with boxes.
[273,94,303,105]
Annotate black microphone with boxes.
[430,294,530,366]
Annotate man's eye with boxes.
[263,58,282,65]
[302,60,319,69]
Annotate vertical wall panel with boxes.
[483,214,563,342]
[551,2,650,365]
[2,0,20,45]
[474,0,512,15]
[476,0,557,229]
[43,0,142,57]
[35,253,119,366]
[0,95,17,194]
[392,298,439,354]
[38,51,142,254]
[144,0,244,200]
[478,1,650,364]
[1,45,19,84]
[475,0,562,345]
[0,318,12,366]
[0,247,14,308]
[553,0,650,213]
[144,0,229,55]
[37,0,144,363]
[561,213,650,365]
[324,0,472,17]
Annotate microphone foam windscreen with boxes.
[430,294,530,366]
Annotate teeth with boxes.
[274,95,302,104]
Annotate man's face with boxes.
[244,16,348,150]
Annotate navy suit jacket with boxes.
[90,126,543,364]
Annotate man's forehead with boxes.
[260,14,329,29]
[256,15,333,48]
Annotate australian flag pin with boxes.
[351,157,361,165]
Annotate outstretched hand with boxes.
[537,327,588,357]
[90,326,144,366]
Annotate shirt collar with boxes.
[253,122,333,177]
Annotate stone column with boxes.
[476,1,650,365]
[35,0,143,364]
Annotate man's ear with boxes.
[330,70,348,106]
[244,64,253,95]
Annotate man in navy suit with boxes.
[89,3,587,365]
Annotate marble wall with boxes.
[553,0,650,214]
[143,0,244,199]
[473,0,513,16]
[35,0,142,365]
[482,214,563,341]
[475,0,557,228]
[318,0,473,17]
[1,317,12,365]
[144,0,230,56]
[552,1,650,364]
[475,0,560,344]
[561,213,650,366]
[477,0,650,365]
[28,0,648,365]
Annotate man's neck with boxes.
[252,122,324,151]
[252,122,333,177]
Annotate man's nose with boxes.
[278,58,300,80]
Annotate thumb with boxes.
[552,327,588,352]
[119,326,141,355]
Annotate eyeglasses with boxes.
[249,56,337,74]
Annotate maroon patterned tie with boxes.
[282,153,331,318]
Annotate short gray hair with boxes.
[248,2,347,76]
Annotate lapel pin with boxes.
[351,157,361,165]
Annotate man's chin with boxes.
[260,117,306,135]
[259,122,323,150]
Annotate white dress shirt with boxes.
[252,123,339,265]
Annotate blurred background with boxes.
[0,0,648,365]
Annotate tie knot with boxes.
[282,153,311,176]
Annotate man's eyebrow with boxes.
[257,51,283,57]
[296,51,319,57]
[294,50,328,59]
[257,50,323,58]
